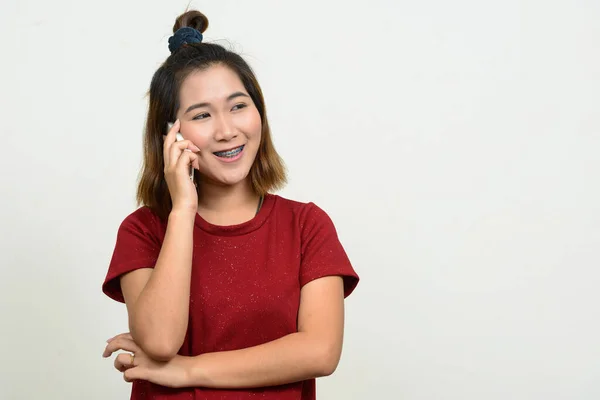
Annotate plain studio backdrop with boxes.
[0,0,598,399]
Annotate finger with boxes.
[166,119,180,141]
[104,337,138,356]
[172,139,200,154]
[176,150,200,174]
[107,332,133,343]
[169,140,200,167]
[163,119,181,166]
[192,156,200,171]
[114,353,134,372]
[188,141,201,152]
[124,366,146,383]
[114,354,126,372]
[103,337,139,358]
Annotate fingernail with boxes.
[192,145,200,152]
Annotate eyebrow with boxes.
[184,92,250,114]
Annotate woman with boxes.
[101,9,359,399]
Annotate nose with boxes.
[213,113,237,142]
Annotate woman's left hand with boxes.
[102,332,189,388]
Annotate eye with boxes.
[193,112,210,120]
[232,103,247,111]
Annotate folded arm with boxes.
[122,211,196,361]
[181,276,346,388]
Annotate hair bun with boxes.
[168,27,203,53]
[173,10,209,34]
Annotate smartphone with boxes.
[167,122,194,182]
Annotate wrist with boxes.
[182,353,209,387]
[173,355,194,388]
[169,208,197,222]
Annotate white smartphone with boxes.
[167,122,194,182]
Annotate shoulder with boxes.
[119,206,158,226]
[269,194,336,228]
[116,206,165,238]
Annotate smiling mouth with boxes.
[213,145,244,158]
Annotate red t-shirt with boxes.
[102,194,359,399]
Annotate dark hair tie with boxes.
[168,27,203,54]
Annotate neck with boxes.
[197,178,259,215]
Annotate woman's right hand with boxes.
[163,119,201,215]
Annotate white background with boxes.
[1,0,599,399]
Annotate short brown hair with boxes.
[136,10,286,221]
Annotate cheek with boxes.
[241,109,262,139]
[183,129,211,150]
[251,119,262,139]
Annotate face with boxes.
[176,64,262,187]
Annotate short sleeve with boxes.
[102,207,163,303]
[299,203,359,298]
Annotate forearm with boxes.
[183,332,339,389]
[130,210,195,359]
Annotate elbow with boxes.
[315,342,342,377]
[136,335,182,362]
[319,358,339,377]
[140,344,179,362]
[129,319,184,361]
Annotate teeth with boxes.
[214,145,243,158]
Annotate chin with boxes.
[203,170,251,187]
[219,176,249,186]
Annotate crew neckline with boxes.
[193,193,277,236]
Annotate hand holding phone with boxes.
[163,120,200,215]
[168,122,195,182]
